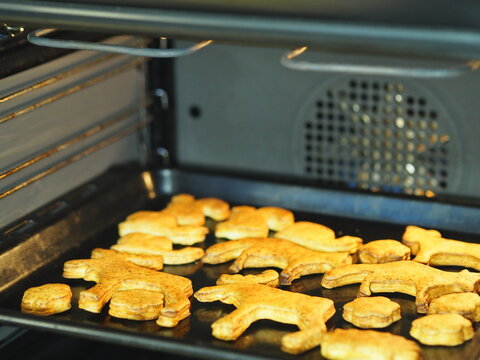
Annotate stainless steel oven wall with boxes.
[174,42,480,201]
[0,36,148,229]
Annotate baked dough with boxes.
[21,283,72,316]
[410,313,474,346]
[91,248,164,270]
[194,283,335,354]
[403,225,480,271]
[342,296,401,328]
[320,328,421,360]
[358,239,411,264]
[428,292,480,321]
[202,237,352,285]
[63,256,192,327]
[216,269,279,287]
[275,221,362,254]
[109,289,164,321]
[321,260,480,313]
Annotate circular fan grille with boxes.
[301,78,452,196]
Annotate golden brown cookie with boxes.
[118,211,209,245]
[275,221,362,254]
[91,248,164,270]
[111,233,204,265]
[321,260,480,313]
[63,256,192,327]
[428,292,480,321]
[202,237,352,285]
[216,269,280,287]
[166,193,230,222]
[342,296,401,328]
[21,283,72,316]
[320,328,421,360]
[109,289,164,321]
[410,313,474,346]
[358,239,411,264]
[256,207,295,232]
[403,225,480,271]
[194,283,335,354]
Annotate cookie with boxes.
[358,239,411,264]
[321,260,480,313]
[21,283,72,316]
[342,296,401,328]
[111,233,204,265]
[194,283,335,354]
[275,221,362,254]
[403,225,480,271]
[216,269,280,287]
[410,313,474,346]
[63,256,192,327]
[202,237,352,285]
[320,328,421,360]
[428,292,480,322]
[109,289,164,321]
[91,248,164,270]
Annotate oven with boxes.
[1,2,480,359]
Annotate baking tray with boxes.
[0,165,479,360]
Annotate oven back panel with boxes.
[174,43,480,201]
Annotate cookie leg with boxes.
[211,306,259,340]
[281,321,327,354]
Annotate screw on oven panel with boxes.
[156,147,170,165]
[153,88,169,110]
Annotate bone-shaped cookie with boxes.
[275,221,363,254]
[202,237,352,285]
[321,260,480,313]
[110,233,205,265]
[215,206,294,240]
[216,269,280,287]
[194,283,335,354]
[63,256,193,326]
[403,225,480,271]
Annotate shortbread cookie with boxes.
[202,237,352,285]
[118,211,209,245]
[321,328,421,360]
[21,283,72,316]
[275,221,362,254]
[91,248,164,270]
[410,313,474,346]
[256,207,295,232]
[216,269,280,287]
[343,296,401,328]
[428,292,480,321]
[111,233,204,265]
[403,225,480,271]
[194,283,335,354]
[63,256,192,327]
[109,289,164,321]
[358,239,411,264]
[321,260,480,313]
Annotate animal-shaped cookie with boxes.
[21,283,72,316]
[342,296,401,328]
[275,221,362,254]
[63,256,192,327]
[163,193,230,225]
[118,211,209,245]
[202,237,352,285]
[410,313,474,346]
[109,289,164,321]
[215,205,294,239]
[403,225,480,271]
[428,292,480,321]
[358,239,411,264]
[194,283,335,354]
[216,269,280,287]
[91,248,164,270]
[110,233,204,265]
[320,328,421,360]
[321,260,480,313]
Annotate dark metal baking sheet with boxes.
[0,166,479,360]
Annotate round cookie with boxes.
[109,289,164,321]
[21,283,72,316]
[343,296,401,328]
[358,239,411,264]
[428,292,480,322]
[410,313,474,346]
